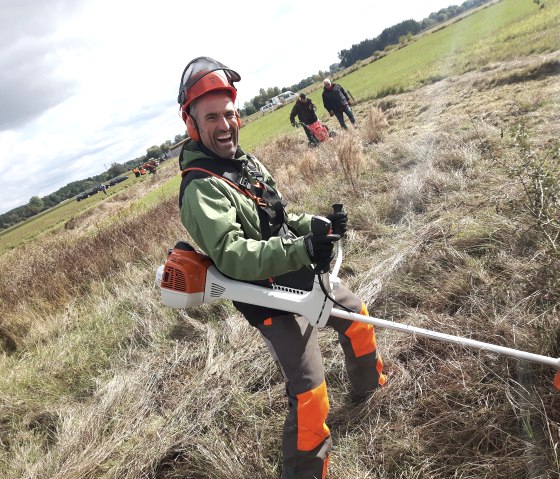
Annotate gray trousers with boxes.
[334,104,356,129]
[256,284,385,479]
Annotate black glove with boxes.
[327,211,348,237]
[304,233,340,269]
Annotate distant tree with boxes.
[43,194,61,208]
[160,140,173,155]
[28,196,44,215]
[107,162,128,178]
[329,63,341,73]
[146,145,161,160]
[174,133,186,144]
[6,213,18,225]
[241,104,257,117]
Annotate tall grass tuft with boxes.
[336,133,366,191]
[0,198,183,351]
[360,106,389,144]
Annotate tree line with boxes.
[338,0,490,67]
[0,136,184,232]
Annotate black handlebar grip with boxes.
[311,215,332,236]
[332,203,344,213]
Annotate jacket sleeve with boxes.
[181,178,311,281]
[322,91,331,112]
[289,104,297,124]
[338,84,350,101]
[287,212,312,236]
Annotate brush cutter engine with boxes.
[155,241,338,327]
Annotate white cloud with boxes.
[0,0,454,214]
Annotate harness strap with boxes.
[179,156,316,296]
[182,167,268,206]
[180,158,290,240]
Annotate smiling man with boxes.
[188,90,239,158]
[176,57,386,479]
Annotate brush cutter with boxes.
[155,205,560,390]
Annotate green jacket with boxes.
[179,140,313,282]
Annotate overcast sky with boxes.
[0,0,455,215]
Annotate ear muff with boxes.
[186,115,200,142]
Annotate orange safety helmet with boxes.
[178,57,240,121]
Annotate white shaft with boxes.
[331,308,560,369]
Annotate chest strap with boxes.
[180,161,287,240]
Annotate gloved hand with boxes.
[327,211,348,237]
[304,233,340,269]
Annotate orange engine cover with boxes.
[161,243,212,294]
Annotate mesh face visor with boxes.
[177,57,241,104]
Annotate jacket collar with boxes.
[197,141,245,161]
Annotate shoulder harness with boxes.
[179,151,288,240]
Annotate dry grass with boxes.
[0,198,183,351]
[360,106,389,144]
[335,132,366,192]
[1,53,559,478]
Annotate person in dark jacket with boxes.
[177,57,386,479]
[322,78,355,129]
[290,93,318,143]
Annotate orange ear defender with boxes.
[186,115,200,142]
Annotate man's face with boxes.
[193,91,239,159]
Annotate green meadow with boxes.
[239,0,553,150]
[0,164,175,251]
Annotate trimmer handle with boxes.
[332,203,344,214]
[311,215,332,236]
[331,203,344,279]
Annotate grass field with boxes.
[239,0,553,151]
[0,161,177,252]
[0,3,559,476]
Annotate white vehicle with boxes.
[275,91,298,104]
[260,91,298,114]
[260,102,278,113]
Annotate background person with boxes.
[290,93,318,143]
[322,78,356,129]
[176,56,386,479]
